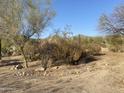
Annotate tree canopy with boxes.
[99,5,124,35]
[0,0,55,67]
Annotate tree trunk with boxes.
[20,47,28,68]
[0,39,1,60]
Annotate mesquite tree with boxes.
[0,0,55,67]
[99,5,124,35]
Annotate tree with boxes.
[0,0,55,67]
[0,0,21,60]
[0,39,2,60]
[99,5,124,35]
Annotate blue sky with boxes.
[45,0,123,37]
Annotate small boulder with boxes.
[15,64,23,69]
[35,67,44,72]
[51,66,59,70]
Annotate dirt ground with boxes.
[0,52,124,93]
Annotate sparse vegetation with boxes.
[0,1,124,93]
[0,0,55,67]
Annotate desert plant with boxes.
[39,32,88,70]
[23,41,40,61]
[105,35,124,52]
[0,0,55,68]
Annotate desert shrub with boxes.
[109,45,124,52]
[39,41,62,68]
[110,46,119,52]
[1,39,14,56]
[39,31,106,70]
[86,44,101,55]
[39,34,88,69]
[106,35,124,52]
[66,42,86,65]
[23,41,40,61]
[21,29,104,69]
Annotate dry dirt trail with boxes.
[0,52,124,93]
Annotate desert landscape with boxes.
[0,52,124,93]
[0,0,124,93]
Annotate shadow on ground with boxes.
[84,53,106,64]
[84,56,99,64]
[0,59,23,67]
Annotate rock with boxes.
[35,67,44,72]
[86,67,90,71]
[101,47,109,53]
[17,71,22,76]
[26,73,30,76]
[10,64,23,70]
[22,72,26,76]
[15,64,23,69]
[105,63,108,66]
[51,66,59,70]
[123,80,124,84]
[12,52,17,56]
[10,66,15,70]
[82,90,88,93]
[71,70,80,75]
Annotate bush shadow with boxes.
[0,59,23,67]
